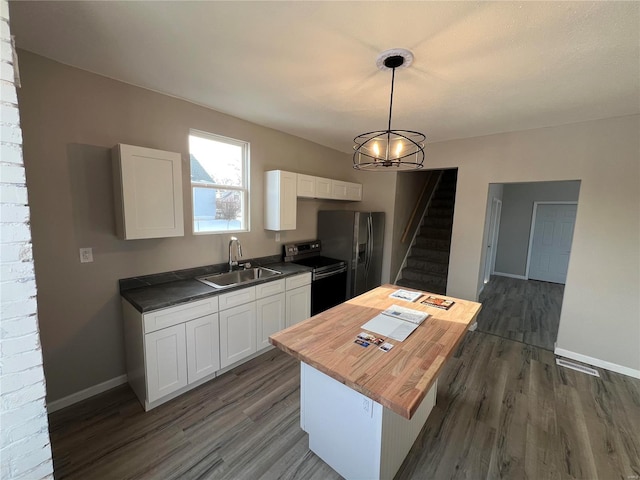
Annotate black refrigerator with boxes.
[317,211,385,299]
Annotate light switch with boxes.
[79,247,93,263]
[275,233,281,242]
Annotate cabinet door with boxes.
[331,180,349,200]
[264,170,297,231]
[316,177,332,199]
[219,303,257,368]
[256,293,286,350]
[145,324,187,402]
[346,182,362,201]
[297,174,316,198]
[286,285,311,327]
[186,313,220,383]
[113,144,184,240]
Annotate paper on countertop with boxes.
[388,289,422,302]
[361,304,429,342]
[382,304,429,325]
[361,314,418,342]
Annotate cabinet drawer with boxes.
[256,279,285,299]
[286,272,312,290]
[143,296,219,334]
[218,286,256,311]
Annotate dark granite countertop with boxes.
[120,260,311,313]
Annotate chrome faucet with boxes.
[228,236,243,271]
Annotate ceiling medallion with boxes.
[353,48,425,171]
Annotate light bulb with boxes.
[395,142,403,157]
[373,142,380,158]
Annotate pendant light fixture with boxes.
[353,48,425,171]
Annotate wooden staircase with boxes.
[396,169,457,294]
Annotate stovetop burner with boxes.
[292,255,346,270]
[283,240,347,275]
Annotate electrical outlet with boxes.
[79,247,93,263]
[275,232,281,242]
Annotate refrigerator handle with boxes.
[366,214,373,277]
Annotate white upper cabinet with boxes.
[297,174,316,198]
[265,169,362,231]
[265,170,297,231]
[112,144,184,240]
[345,182,363,201]
[331,180,362,201]
[297,174,333,199]
[316,177,333,199]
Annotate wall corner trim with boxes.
[554,347,640,380]
[47,374,128,413]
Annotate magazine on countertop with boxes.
[361,304,429,342]
[388,289,422,302]
[421,295,455,310]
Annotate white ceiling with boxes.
[9,1,640,154]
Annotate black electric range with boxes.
[283,240,347,314]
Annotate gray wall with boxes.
[494,181,581,276]
[424,115,639,374]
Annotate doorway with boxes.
[477,180,581,351]
[483,197,502,284]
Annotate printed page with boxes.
[361,314,419,342]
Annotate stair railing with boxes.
[393,170,444,284]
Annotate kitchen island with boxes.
[269,284,481,480]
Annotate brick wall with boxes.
[0,1,54,478]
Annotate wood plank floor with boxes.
[48,331,640,479]
[476,275,564,351]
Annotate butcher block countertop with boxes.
[269,284,482,419]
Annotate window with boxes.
[189,130,249,234]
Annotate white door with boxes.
[484,198,502,284]
[145,324,188,402]
[528,203,577,284]
[256,293,286,350]
[185,313,220,383]
[219,303,257,368]
[286,285,311,327]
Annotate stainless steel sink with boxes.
[196,267,282,289]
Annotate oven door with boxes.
[311,268,347,315]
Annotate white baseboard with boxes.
[492,271,528,280]
[554,347,640,380]
[46,374,128,413]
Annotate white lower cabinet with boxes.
[219,303,257,368]
[123,296,220,410]
[145,323,188,403]
[285,273,312,327]
[257,292,286,350]
[286,286,311,327]
[186,313,220,383]
[123,273,310,411]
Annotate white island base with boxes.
[300,362,437,480]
